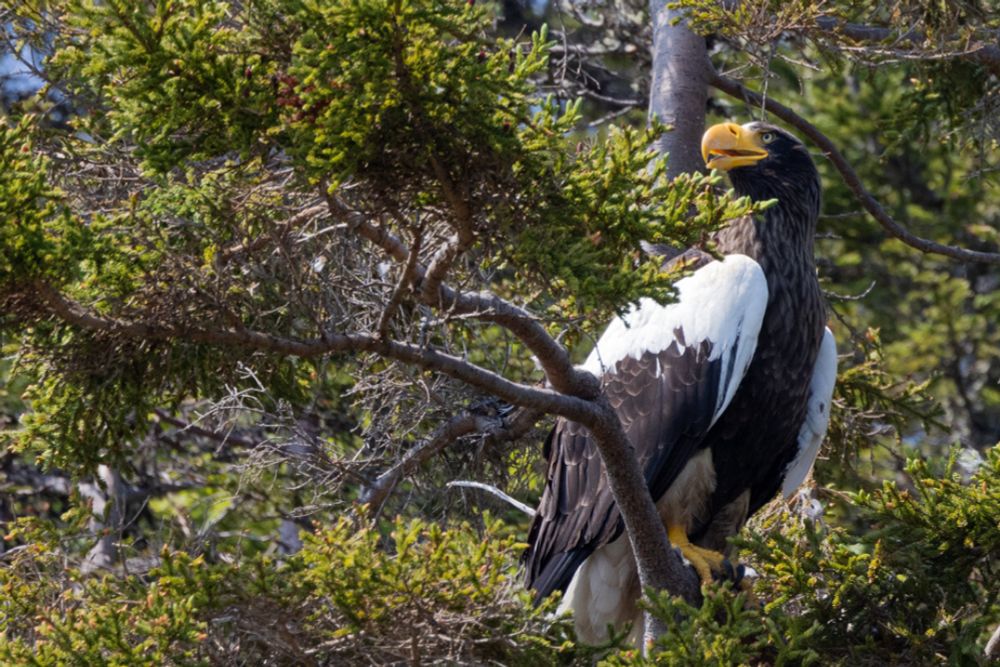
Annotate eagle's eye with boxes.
[761,132,775,144]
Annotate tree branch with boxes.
[32,275,702,616]
[360,412,501,517]
[812,16,1000,77]
[446,481,536,516]
[709,71,1000,265]
[361,405,545,519]
[377,226,423,340]
[32,281,600,424]
[323,194,602,399]
[421,155,476,305]
[587,401,703,620]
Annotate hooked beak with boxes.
[701,123,769,171]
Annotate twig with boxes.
[154,409,259,449]
[822,280,876,302]
[709,70,1000,265]
[446,481,536,517]
[377,226,423,339]
[812,17,1000,77]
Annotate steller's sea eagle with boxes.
[524,121,837,644]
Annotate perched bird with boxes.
[524,121,837,643]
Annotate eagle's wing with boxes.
[525,254,769,600]
[780,326,837,497]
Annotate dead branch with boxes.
[376,226,423,340]
[812,16,1000,77]
[446,481,536,516]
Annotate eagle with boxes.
[524,121,837,644]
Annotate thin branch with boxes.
[377,226,423,339]
[154,409,259,450]
[361,405,545,519]
[360,412,499,517]
[216,203,327,266]
[822,280,877,302]
[446,481,536,516]
[422,155,475,305]
[709,71,1000,265]
[812,17,1000,77]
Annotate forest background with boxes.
[1,0,998,664]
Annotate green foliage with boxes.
[3,0,999,664]
[498,118,766,322]
[3,0,767,469]
[0,515,590,665]
[284,0,545,189]
[605,447,1000,666]
[4,449,996,664]
[607,587,820,666]
[51,0,281,172]
[0,117,87,288]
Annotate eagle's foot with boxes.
[667,524,750,589]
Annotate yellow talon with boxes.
[666,523,752,594]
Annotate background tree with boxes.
[1,0,998,664]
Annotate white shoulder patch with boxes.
[782,327,838,498]
[581,254,768,425]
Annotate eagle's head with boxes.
[700,121,820,220]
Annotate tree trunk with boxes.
[648,0,711,178]
[80,465,125,573]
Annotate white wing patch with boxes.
[782,327,837,497]
[581,254,769,426]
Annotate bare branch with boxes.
[813,17,1000,77]
[377,227,423,339]
[31,281,600,424]
[823,280,877,303]
[323,195,602,399]
[709,71,1000,265]
[361,405,545,519]
[216,203,327,266]
[360,412,500,517]
[446,481,536,516]
[586,401,702,612]
[422,156,476,305]
[153,409,259,450]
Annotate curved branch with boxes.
[32,282,599,423]
[325,195,602,399]
[360,412,497,517]
[709,71,1000,265]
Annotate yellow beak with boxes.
[701,123,769,171]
